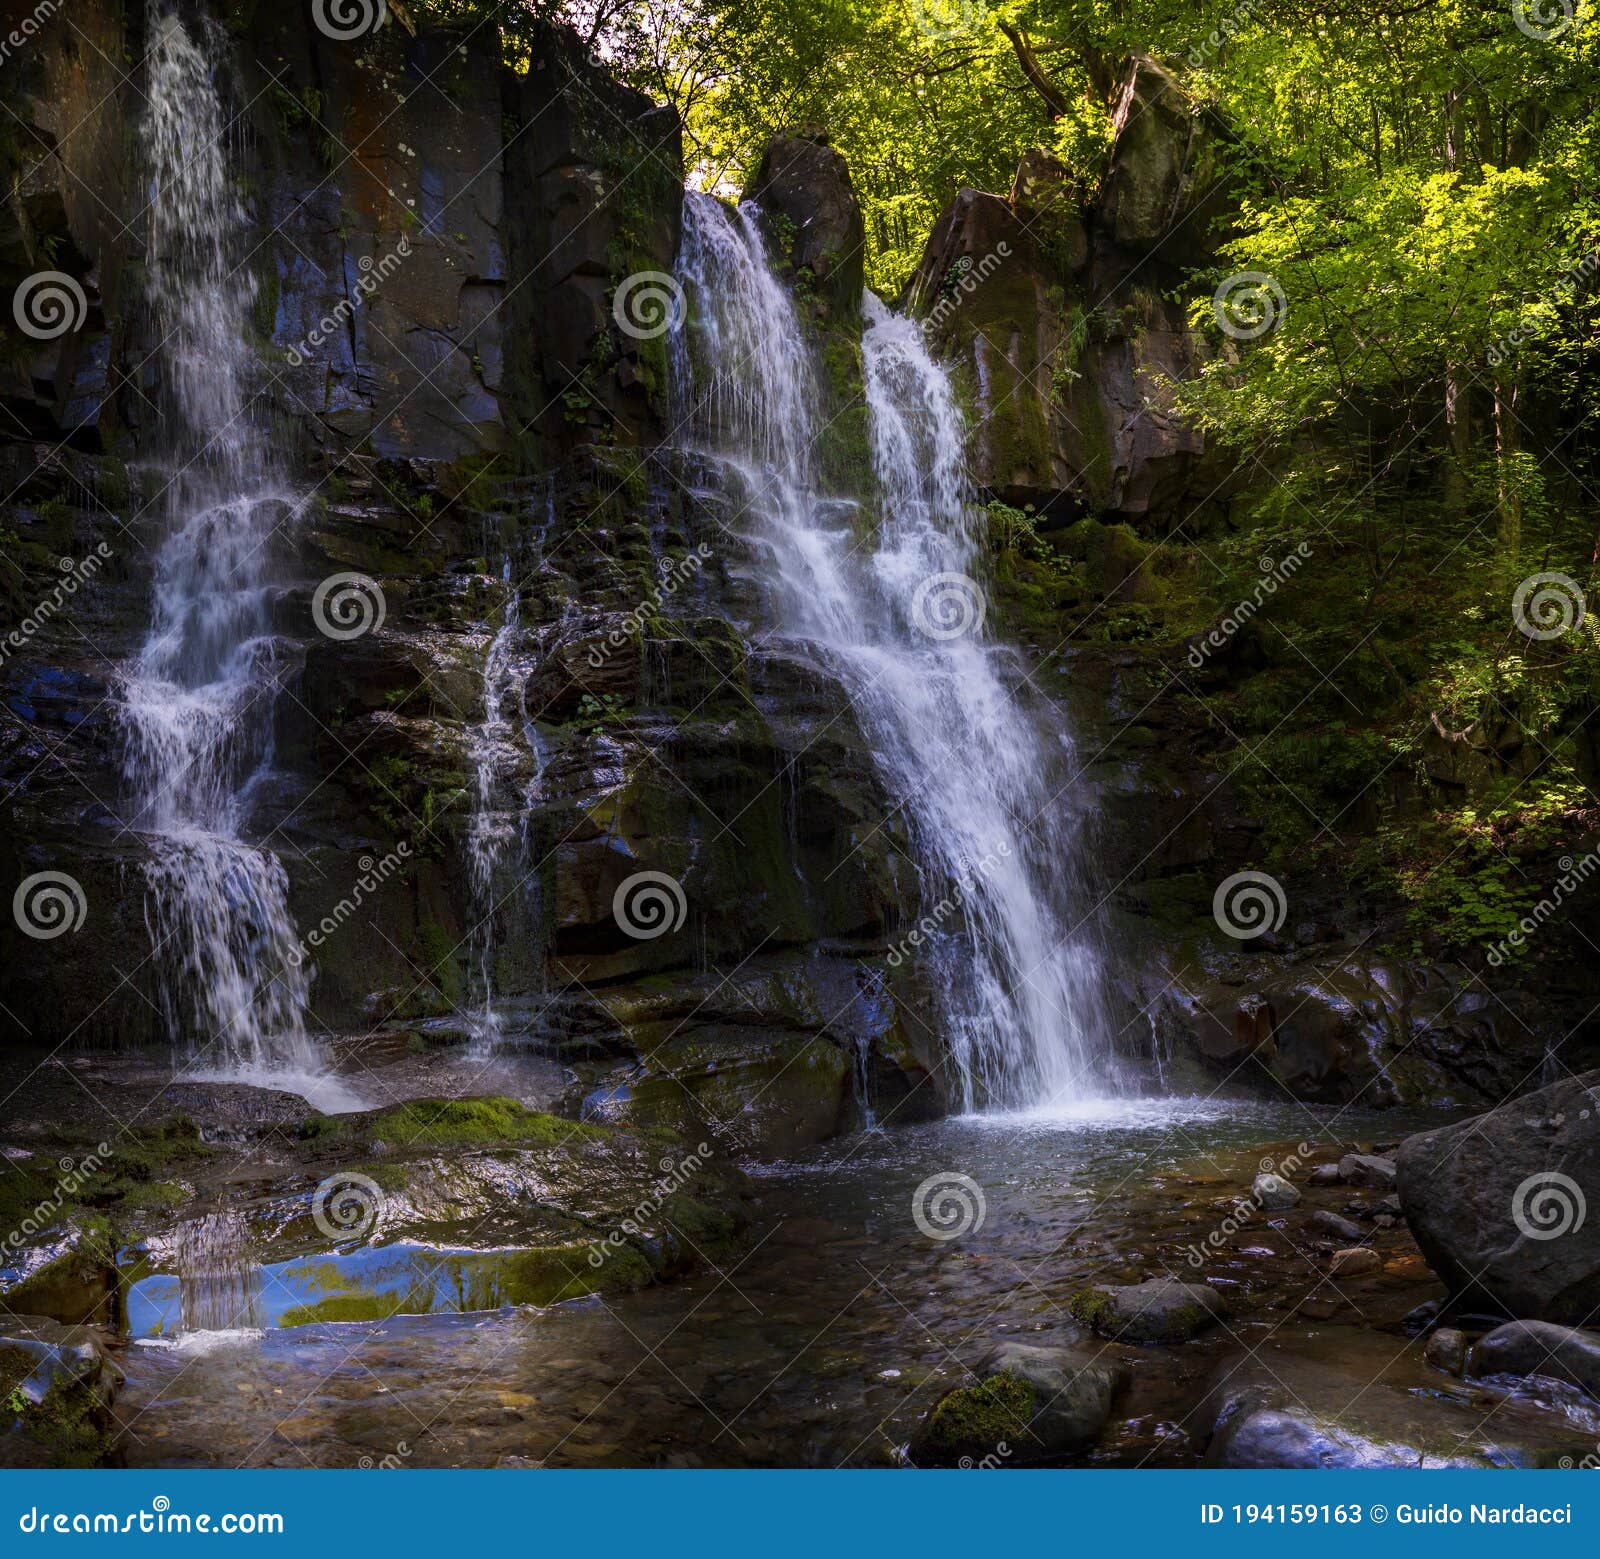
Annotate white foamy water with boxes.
[120,6,346,1104]
[672,195,1116,1110]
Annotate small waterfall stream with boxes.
[673,194,1115,1110]
[119,5,352,1110]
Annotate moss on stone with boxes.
[1068,1288,1113,1331]
[918,1371,1035,1461]
[300,1096,606,1150]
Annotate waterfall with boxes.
[176,1211,261,1334]
[673,194,1116,1110]
[119,6,352,1110]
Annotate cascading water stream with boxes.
[673,193,1116,1110]
[119,5,353,1111]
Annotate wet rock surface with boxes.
[1396,1068,1600,1323]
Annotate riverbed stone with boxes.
[1308,1209,1365,1242]
[1396,1068,1600,1324]
[1251,1171,1299,1210]
[1068,1278,1225,1343]
[909,1341,1126,1465]
[1329,1246,1381,1277]
[1470,1320,1600,1401]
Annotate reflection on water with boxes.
[114,1100,1449,1468]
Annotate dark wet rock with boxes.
[0,1214,117,1329]
[0,1315,122,1468]
[1471,1320,1600,1401]
[1397,1068,1600,1324]
[1339,1154,1397,1189]
[1309,1164,1343,1186]
[1424,1327,1469,1376]
[1308,1210,1365,1242]
[1069,1278,1225,1342]
[909,1340,1126,1465]
[742,129,865,314]
[1201,1327,1587,1468]
[1251,1171,1299,1210]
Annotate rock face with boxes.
[0,1316,122,1468]
[909,1340,1126,1465]
[907,58,1216,519]
[0,7,942,1133]
[1069,1277,1225,1342]
[1396,1069,1600,1324]
[1252,1171,1299,1210]
[742,129,865,314]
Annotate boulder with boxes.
[1396,1069,1600,1323]
[1251,1171,1299,1210]
[1069,1277,1225,1342]
[1423,1327,1468,1376]
[1471,1320,1600,1401]
[0,1315,122,1468]
[742,129,865,313]
[909,1340,1125,1465]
